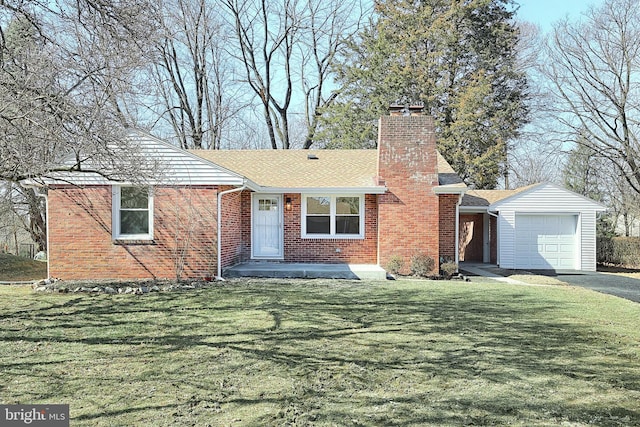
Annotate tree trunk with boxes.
[24,188,47,252]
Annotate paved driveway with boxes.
[460,263,640,303]
[539,270,640,303]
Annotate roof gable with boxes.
[490,182,606,211]
[41,130,248,186]
[127,131,247,186]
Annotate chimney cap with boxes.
[389,102,424,116]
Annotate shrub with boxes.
[410,253,435,277]
[598,237,640,267]
[386,255,405,275]
[440,262,458,279]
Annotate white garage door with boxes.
[515,215,577,270]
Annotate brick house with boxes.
[42,109,467,280]
[39,108,605,280]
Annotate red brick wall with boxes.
[439,194,459,262]
[48,185,229,280]
[240,191,252,262]
[283,193,377,263]
[377,115,440,274]
[219,187,245,269]
[238,192,378,264]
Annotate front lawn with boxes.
[0,279,638,426]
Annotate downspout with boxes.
[216,183,247,280]
[42,191,49,279]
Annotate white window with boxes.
[302,195,364,238]
[112,186,154,240]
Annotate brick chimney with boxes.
[377,107,440,274]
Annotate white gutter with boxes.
[216,184,247,280]
[43,191,49,279]
[257,186,387,195]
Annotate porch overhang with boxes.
[459,206,491,214]
[433,185,467,195]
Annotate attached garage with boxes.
[460,183,606,272]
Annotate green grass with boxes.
[0,252,47,281]
[0,279,639,426]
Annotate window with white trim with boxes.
[302,195,364,238]
[113,186,154,240]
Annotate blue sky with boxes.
[515,0,604,30]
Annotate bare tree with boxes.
[0,184,47,251]
[0,183,34,254]
[543,0,640,195]
[153,0,246,150]
[223,0,300,149]
[0,1,161,255]
[604,170,640,236]
[223,0,365,149]
[509,146,563,187]
[299,0,365,148]
[505,21,566,188]
[0,1,159,184]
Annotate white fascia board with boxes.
[37,173,253,188]
[434,186,468,195]
[254,186,387,194]
[20,178,46,188]
[459,206,489,214]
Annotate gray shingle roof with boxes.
[191,149,466,192]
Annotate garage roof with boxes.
[461,184,537,207]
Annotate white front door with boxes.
[252,194,284,258]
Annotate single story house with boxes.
[38,109,605,280]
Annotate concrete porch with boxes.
[224,262,388,280]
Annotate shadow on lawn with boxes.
[1,282,639,425]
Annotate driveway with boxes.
[540,270,640,303]
[460,263,640,303]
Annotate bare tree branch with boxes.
[542,0,640,195]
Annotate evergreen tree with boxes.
[318,0,528,189]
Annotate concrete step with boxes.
[224,262,387,280]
